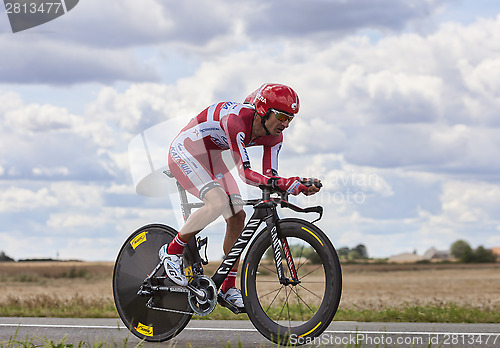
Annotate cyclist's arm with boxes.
[262,142,281,177]
[230,131,270,186]
[223,114,270,186]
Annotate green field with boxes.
[0,261,499,323]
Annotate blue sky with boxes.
[1,0,500,261]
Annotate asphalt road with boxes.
[0,318,499,347]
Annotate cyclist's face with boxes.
[266,111,290,136]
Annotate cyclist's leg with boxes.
[212,154,246,266]
[168,139,232,240]
[164,140,232,285]
[211,155,246,309]
[223,207,245,262]
[178,187,230,241]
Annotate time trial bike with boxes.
[112,171,342,345]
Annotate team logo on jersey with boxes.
[170,145,193,176]
[210,135,229,149]
[236,132,250,163]
[222,102,237,110]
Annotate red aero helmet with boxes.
[244,83,300,117]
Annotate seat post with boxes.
[164,170,192,221]
[176,181,192,221]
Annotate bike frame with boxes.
[165,170,322,290]
[212,197,287,288]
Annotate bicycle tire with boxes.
[241,218,342,346]
[112,224,194,342]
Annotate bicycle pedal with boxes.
[217,294,246,314]
[196,236,209,265]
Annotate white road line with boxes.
[0,324,127,329]
[0,323,498,337]
[0,323,255,331]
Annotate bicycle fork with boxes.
[266,209,300,286]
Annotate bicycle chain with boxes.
[146,297,193,316]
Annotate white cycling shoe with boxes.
[219,287,244,309]
[158,244,188,287]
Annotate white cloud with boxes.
[0,39,158,84]
[0,90,119,180]
[1,4,500,261]
[243,0,451,39]
[46,213,107,229]
[440,180,500,223]
[4,103,80,132]
[32,167,70,177]
[1,0,456,85]
[0,90,23,114]
[85,84,201,134]
[487,234,500,247]
[0,186,58,212]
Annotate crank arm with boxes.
[187,284,207,301]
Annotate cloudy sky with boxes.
[1,0,500,261]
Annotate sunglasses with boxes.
[271,109,295,123]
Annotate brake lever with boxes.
[302,179,322,189]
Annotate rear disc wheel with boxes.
[112,224,194,341]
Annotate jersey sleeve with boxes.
[262,141,281,177]
[223,116,270,187]
[233,131,271,186]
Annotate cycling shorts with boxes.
[168,137,241,201]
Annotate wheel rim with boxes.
[254,235,328,328]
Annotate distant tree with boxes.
[337,247,350,258]
[336,245,370,261]
[472,246,497,263]
[264,244,323,264]
[459,247,474,263]
[452,241,497,263]
[450,240,472,259]
[0,251,15,262]
[302,247,322,264]
[348,250,362,260]
[354,244,369,259]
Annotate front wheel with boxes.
[112,224,194,342]
[242,219,342,346]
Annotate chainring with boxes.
[187,275,217,316]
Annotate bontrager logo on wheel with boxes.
[4,0,79,33]
[130,232,148,249]
[135,322,153,337]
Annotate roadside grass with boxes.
[0,295,117,318]
[335,303,500,323]
[1,294,499,324]
[1,262,499,328]
[0,328,454,348]
[0,329,145,348]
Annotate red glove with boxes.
[268,176,308,196]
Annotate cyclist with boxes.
[159,83,321,311]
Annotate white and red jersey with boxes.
[168,102,282,199]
